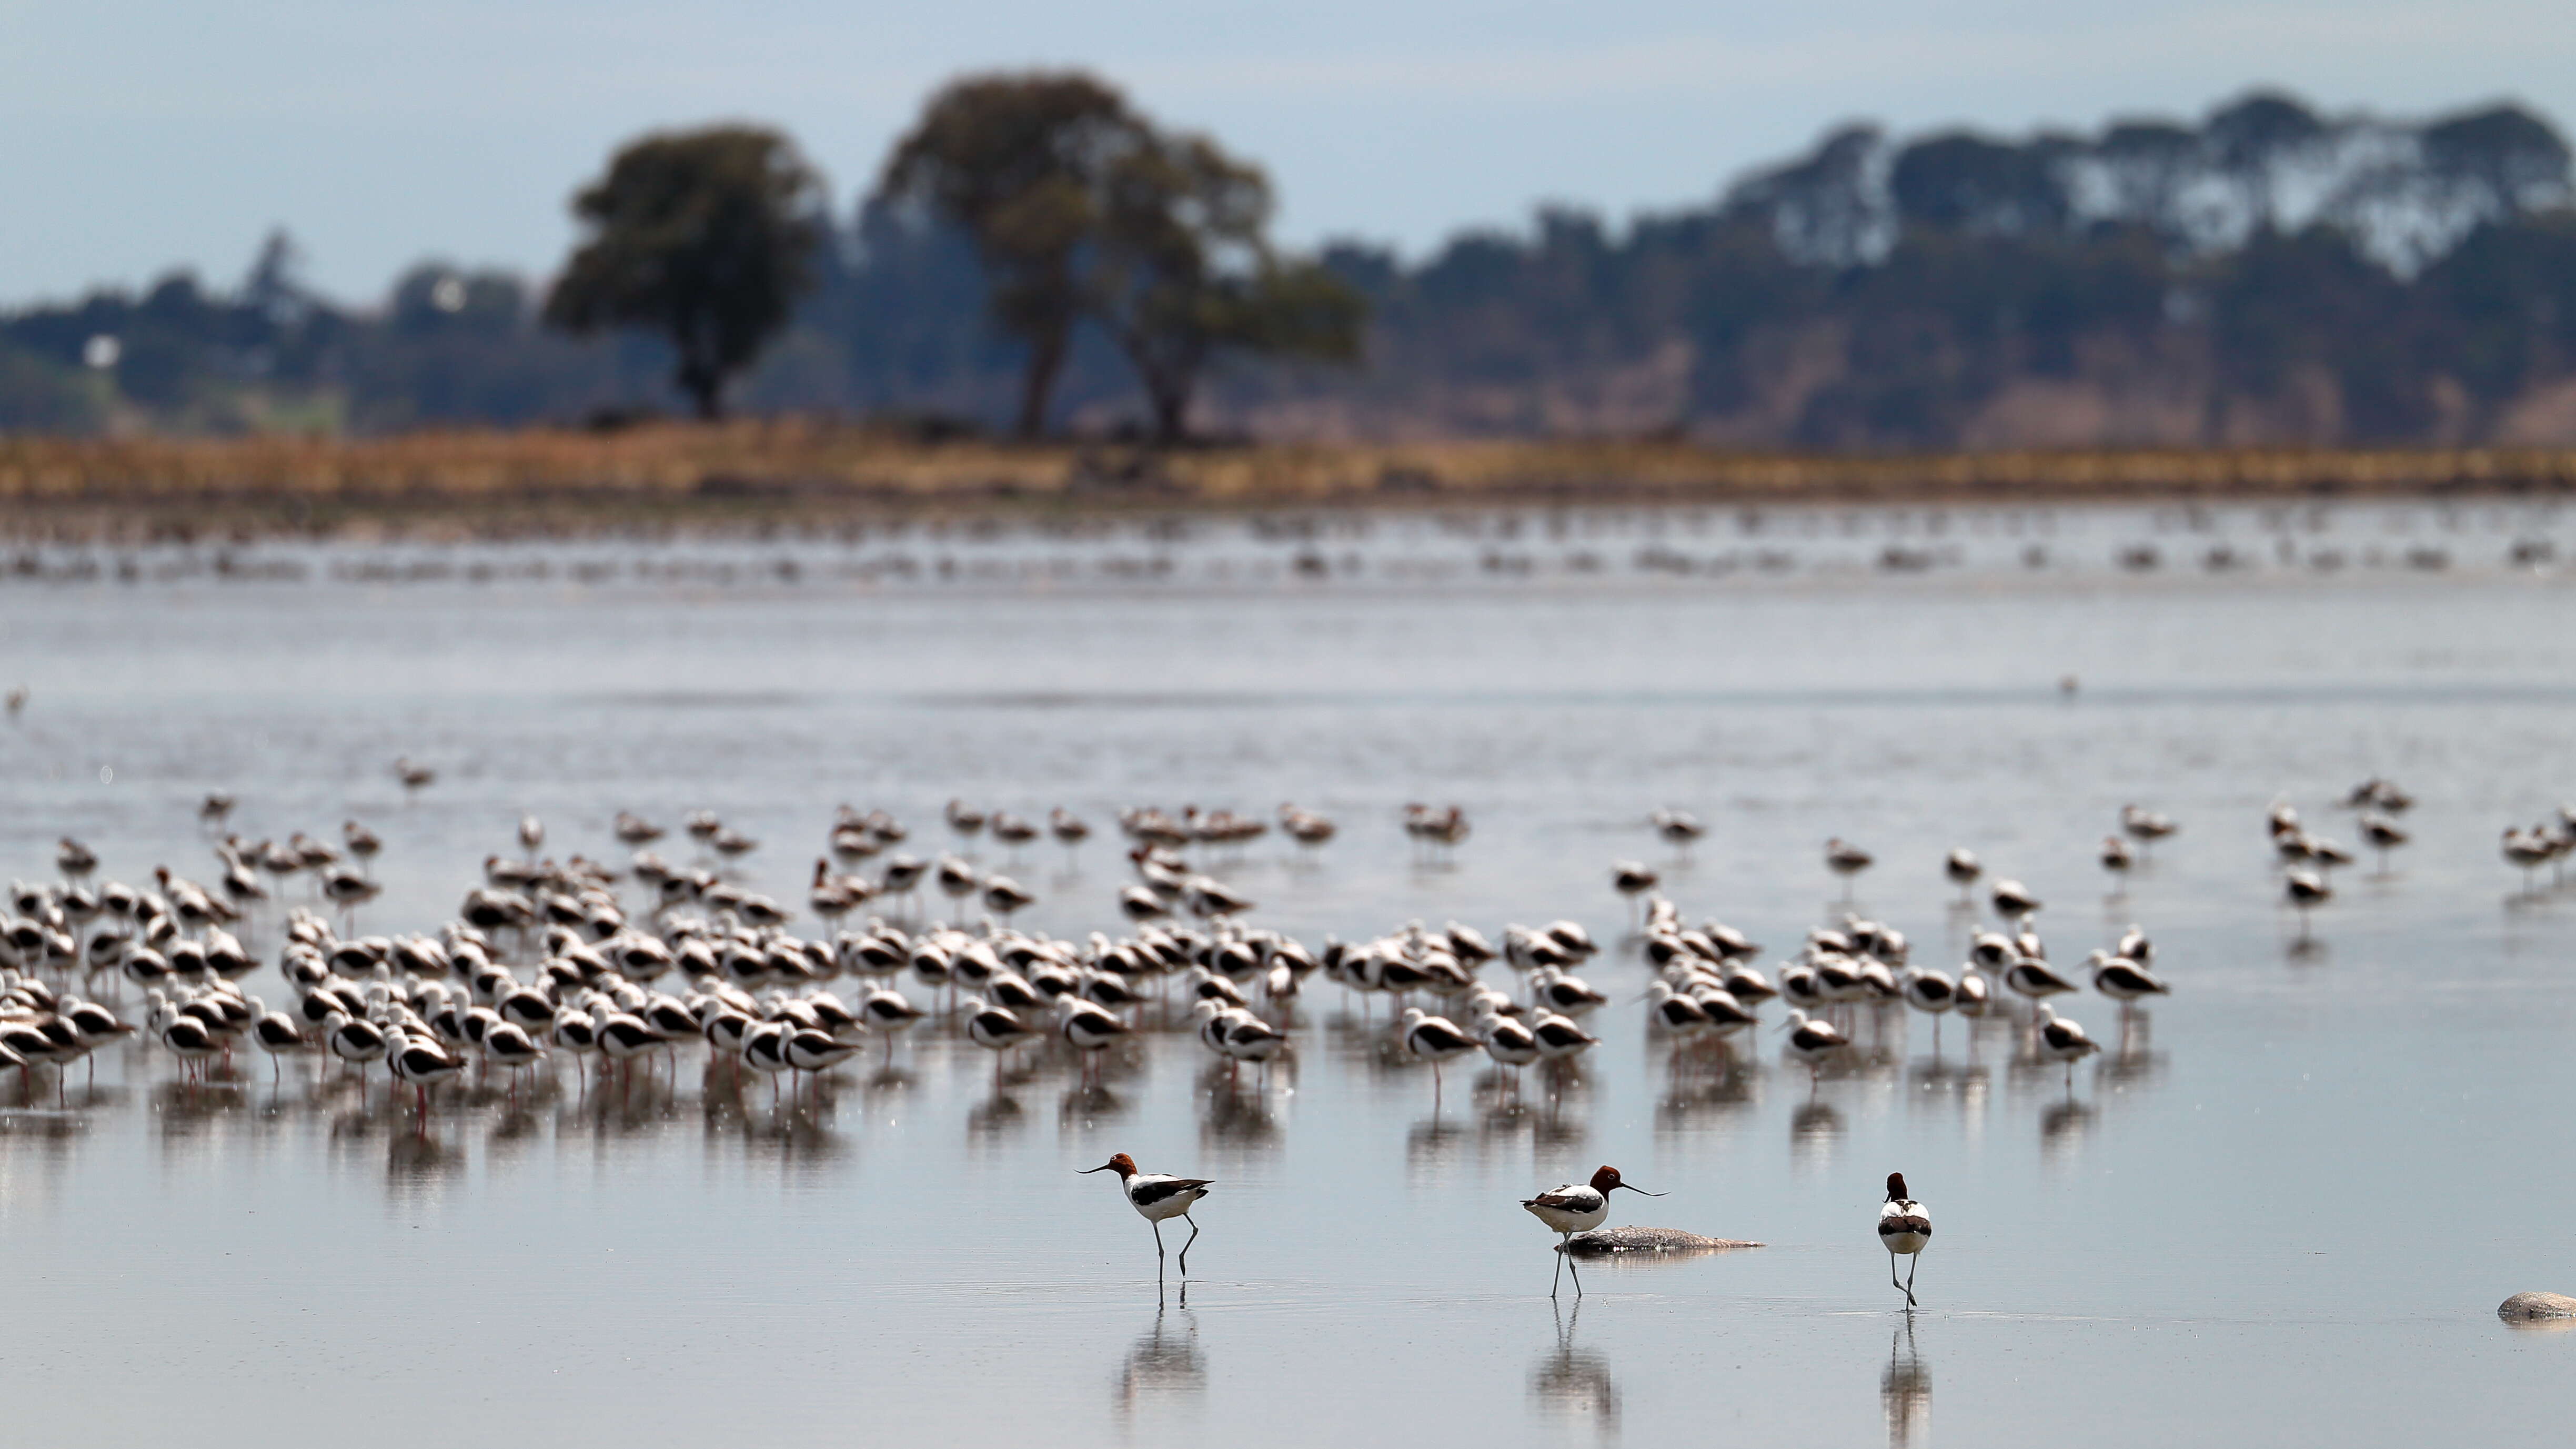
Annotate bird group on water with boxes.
[2,759,2515,1311]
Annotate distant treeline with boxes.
[6,86,2576,449]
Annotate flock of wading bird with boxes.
[0,764,2471,1302]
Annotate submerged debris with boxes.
[1557,1225,1763,1256]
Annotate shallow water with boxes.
[4,500,2574,1447]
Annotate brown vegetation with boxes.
[3,422,2573,538]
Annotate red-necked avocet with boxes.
[2099,835,2135,885]
[387,1028,464,1113]
[1953,970,1992,1020]
[1080,1152,1212,1279]
[1401,1007,1481,1101]
[2002,954,2078,1013]
[1966,930,2014,974]
[1652,807,1705,846]
[480,1020,544,1093]
[1049,808,1090,859]
[1989,878,2041,922]
[2085,950,2169,1003]
[1477,1011,1542,1086]
[1688,985,1757,1040]
[1058,998,1129,1079]
[246,997,305,1080]
[1879,1172,1931,1308]
[982,876,1035,920]
[1210,1008,1286,1078]
[962,996,1041,1078]
[1524,1165,1664,1296]
[550,1008,600,1091]
[1530,1011,1597,1064]
[2284,867,2331,939]
[2359,813,2408,870]
[2034,1003,2102,1085]
[1825,838,1873,898]
[783,1027,860,1084]
[1643,979,1710,1039]
[1532,967,1608,1017]
[1944,847,1983,900]
[1900,968,1956,1048]
[323,1011,387,1078]
[1781,1007,1848,1085]
[2121,803,2179,852]
[2115,923,2154,964]
[595,1011,663,1085]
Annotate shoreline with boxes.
[4,424,2574,538]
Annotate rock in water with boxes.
[1558,1225,1764,1256]
[2498,1292,2576,1322]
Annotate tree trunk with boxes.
[1149,374,1192,444]
[682,369,724,420]
[1122,331,1200,446]
[675,323,725,420]
[1015,323,1069,439]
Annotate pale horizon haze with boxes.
[1,0,2569,308]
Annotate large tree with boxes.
[1091,131,1365,442]
[875,72,1147,438]
[545,125,822,420]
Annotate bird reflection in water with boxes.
[383,1124,462,1193]
[2102,1013,2169,1092]
[2040,1095,2095,1160]
[967,1090,1026,1143]
[1881,1316,1931,1447]
[1196,1062,1280,1149]
[484,1102,541,1165]
[1111,1291,1205,1428]
[1058,1080,1125,1130]
[1406,1112,1471,1179]
[1901,1056,1991,1133]
[1790,1099,1844,1171]
[1656,1041,1757,1134]
[1530,1299,1618,1438]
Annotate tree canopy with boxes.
[544,126,823,419]
[1092,129,1364,441]
[877,72,1144,437]
[11,87,2576,450]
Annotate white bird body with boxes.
[2086,950,2170,1001]
[2003,955,2078,1003]
[1953,971,1993,1018]
[1400,1008,1479,1068]
[2035,1004,2103,1082]
[1521,1181,1610,1236]
[1879,1171,1933,1306]
[1900,969,1956,1017]
[1879,1198,1932,1256]
[1783,1007,1848,1077]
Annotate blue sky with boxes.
[1,0,2568,305]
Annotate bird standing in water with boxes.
[1879,1172,1932,1308]
[1081,1153,1212,1280]
[1523,1165,1665,1297]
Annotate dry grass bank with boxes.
[3,421,2574,537]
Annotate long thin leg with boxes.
[1905,1253,1920,1306]
[1552,1233,1566,1297]
[1153,1219,1167,1280]
[1179,1214,1200,1275]
[1890,1250,1916,1308]
[1568,1243,1583,1297]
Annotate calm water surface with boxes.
[4,501,2574,1447]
